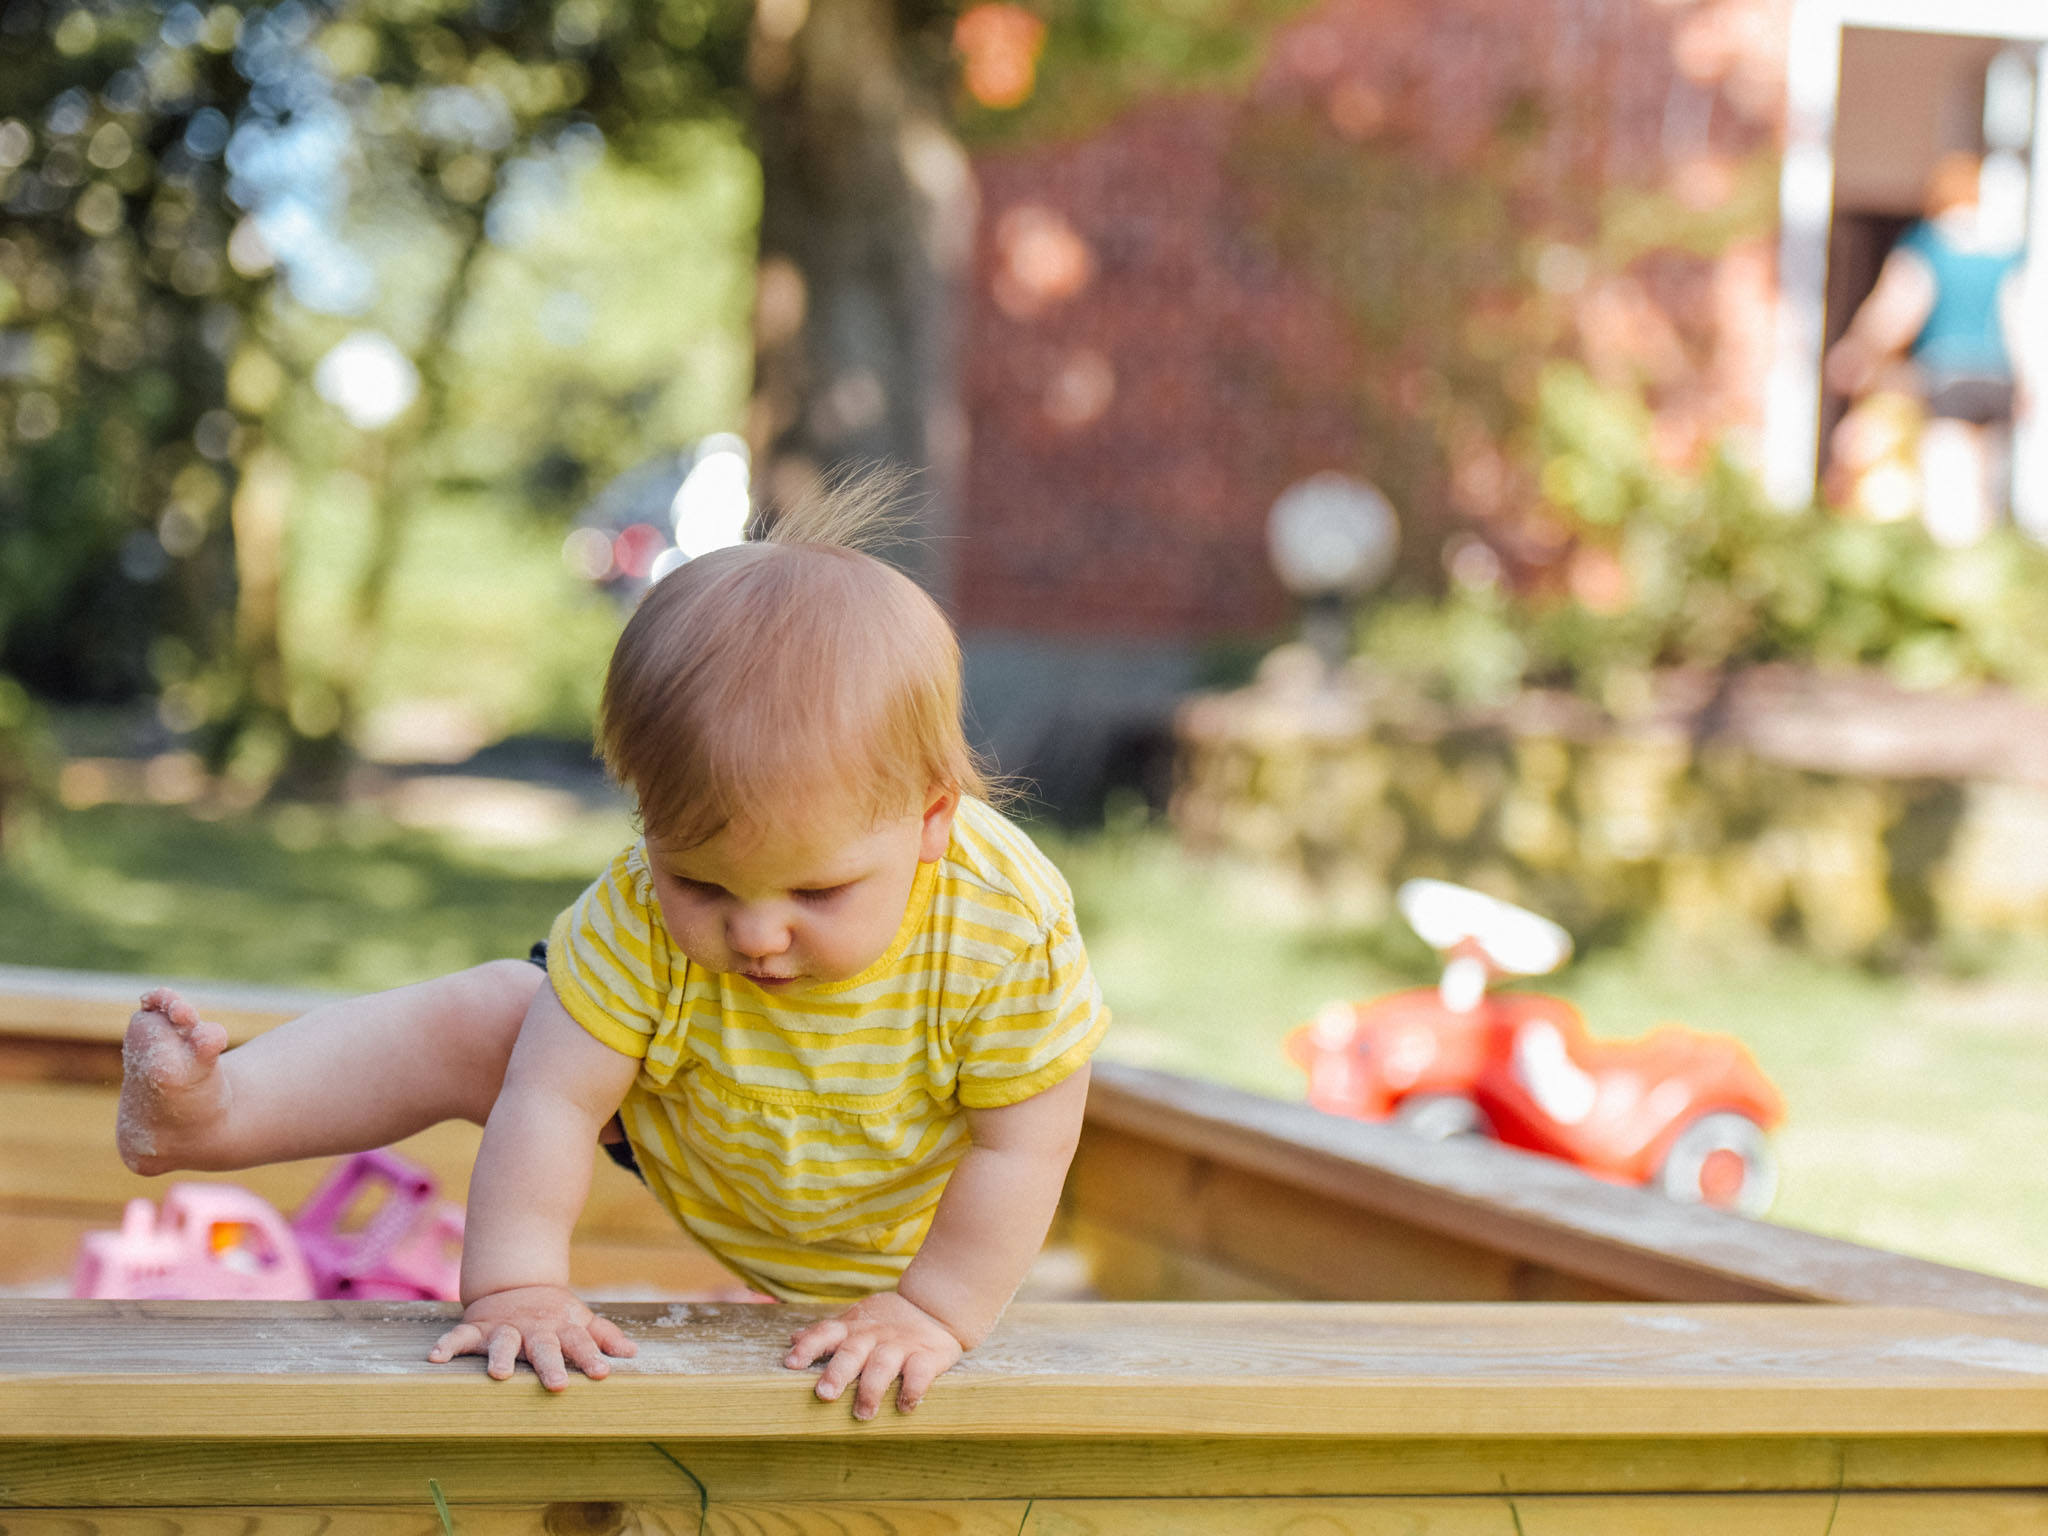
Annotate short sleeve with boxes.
[952,906,1110,1109]
[547,846,671,1060]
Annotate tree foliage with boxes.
[0,0,756,783]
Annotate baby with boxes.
[117,483,1108,1419]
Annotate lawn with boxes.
[4,792,2045,1288]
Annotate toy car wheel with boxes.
[1391,1092,1492,1141]
[1654,1111,1778,1216]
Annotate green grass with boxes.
[5,798,2046,1288]
[0,798,635,992]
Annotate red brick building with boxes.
[956,0,1792,643]
[950,0,2048,807]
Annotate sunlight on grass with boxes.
[0,799,635,992]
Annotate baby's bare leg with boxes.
[118,960,545,1175]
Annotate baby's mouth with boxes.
[742,970,797,987]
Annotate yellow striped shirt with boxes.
[546,797,1109,1299]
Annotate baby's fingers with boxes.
[559,1324,610,1382]
[427,1322,484,1363]
[814,1335,872,1403]
[896,1349,949,1413]
[528,1331,571,1392]
[588,1314,637,1359]
[786,1318,848,1370]
[853,1343,907,1421]
[486,1324,524,1381]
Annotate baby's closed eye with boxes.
[795,884,854,904]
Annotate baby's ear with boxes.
[919,788,959,861]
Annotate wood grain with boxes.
[1022,1500,1519,1535]
[0,1508,708,1534]
[1080,1063,2048,1316]
[4,1301,2048,1442]
[8,1435,2048,1505]
[1017,1494,2048,1536]
[5,1496,2042,1536]
[0,963,312,1059]
[1068,1129,1633,1303]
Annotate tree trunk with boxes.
[745,0,974,602]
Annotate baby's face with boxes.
[644,791,956,991]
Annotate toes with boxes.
[121,1014,175,1080]
[189,1018,230,1062]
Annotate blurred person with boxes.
[113,477,1108,1420]
[1823,384,1925,524]
[1825,153,2027,546]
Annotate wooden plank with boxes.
[1022,1500,1518,1534]
[1830,1491,2048,1532]
[0,1441,706,1507]
[0,1208,103,1291]
[1068,1130,1631,1303]
[1021,1495,2048,1536]
[0,1509,702,1534]
[0,963,316,1051]
[1506,1492,2048,1535]
[3,1301,2048,1442]
[1066,1214,1298,1302]
[3,1498,2043,1536]
[705,1506,1028,1536]
[7,1435,2046,1506]
[1081,1063,2048,1315]
[0,1505,1031,1535]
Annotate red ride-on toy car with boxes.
[1287,879,1786,1215]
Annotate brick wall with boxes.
[954,0,1792,645]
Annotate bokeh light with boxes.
[560,526,614,582]
[669,435,751,558]
[955,4,1047,111]
[313,332,420,430]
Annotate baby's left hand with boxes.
[784,1290,965,1419]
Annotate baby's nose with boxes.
[725,910,791,959]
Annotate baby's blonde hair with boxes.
[600,469,990,849]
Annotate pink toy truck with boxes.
[71,1183,315,1301]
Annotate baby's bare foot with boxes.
[117,987,232,1174]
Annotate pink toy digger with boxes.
[71,1149,464,1302]
[292,1148,466,1301]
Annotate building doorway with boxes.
[1765,1,2048,539]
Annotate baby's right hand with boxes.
[427,1284,636,1391]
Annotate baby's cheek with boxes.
[654,900,716,966]
[811,909,893,981]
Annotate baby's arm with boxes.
[427,981,642,1390]
[785,1062,1090,1418]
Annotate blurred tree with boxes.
[1,0,756,789]
[744,0,969,595]
[221,0,753,785]
[0,0,1304,789]
[0,0,258,708]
